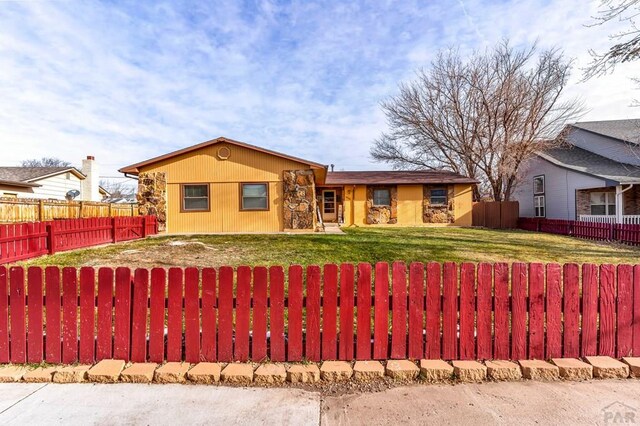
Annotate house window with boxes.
[590,192,616,215]
[533,175,545,195]
[66,172,71,180]
[181,184,209,211]
[430,188,447,206]
[373,189,391,206]
[241,183,269,210]
[2,192,18,199]
[534,195,545,217]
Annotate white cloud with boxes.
[0,0,637,180]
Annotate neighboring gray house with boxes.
[514,119,640,224]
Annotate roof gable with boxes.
[119,137,327,174]
[537,146,640,184]
[571,119,640,144]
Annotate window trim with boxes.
[180,183,210,212]
[240,182,270,211]
[533,175,545,195]
[430,187,448,206]
[372,188,391,207]
[534,194,546,218]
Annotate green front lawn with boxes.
[18,227,640,268]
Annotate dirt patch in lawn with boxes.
[80,240,251,269]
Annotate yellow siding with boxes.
[140,142,309,233]
[343,183,474,227]
[397,185,423,225]
[453,183,473,226]
[342,184,368,226]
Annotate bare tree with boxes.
[371,40,584,201]
[584,0,640,79]
[21,157,72,167]
[99,179,135,199]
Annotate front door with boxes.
[322,190,337,222]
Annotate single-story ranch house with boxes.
[119,137,476,233]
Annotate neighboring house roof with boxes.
[537,145,640,184]
[0,179,41,188]
[571,119,640,144]
[0,166,85,183]
[325,170,478,185]
[119,136,327,174]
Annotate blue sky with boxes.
[0,0,637,184]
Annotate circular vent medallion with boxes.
[217,146,231,160]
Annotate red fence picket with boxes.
[269,266,285,362]
[2,261,640,365]
[323,264,339,361]
[0,216,158,265]
[201,267,217,362]
[356,263,372,360]
[306,265,322,362]
[390,262,407,359]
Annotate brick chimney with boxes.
[81,155,100,201]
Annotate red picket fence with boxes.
[519,218,640,245]
[0,216,158,265]
[1,261,638,364]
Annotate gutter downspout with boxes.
[616,183,634,224]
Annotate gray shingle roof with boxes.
[538,146,640,184]
[0,167,82,183]
[325,170,478,185]
[572,119,640,144]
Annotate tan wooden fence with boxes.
[0,198,138,223]
[472,201,519,229]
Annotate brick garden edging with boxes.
[1,356,638,385]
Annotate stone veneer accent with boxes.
[366,185,398,224]
[283,170,316,230]
[423,185,455,223]
[137,172,167,231]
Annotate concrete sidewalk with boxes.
[1,380,639,425]
[0,383,319,425]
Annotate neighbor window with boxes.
[533,175,545,195]
[430,188,447,206]
[182,184,209,211]
[241,183,268,210]
[373,188,391,206]
[590,192,616,216]
[534,195,545,217]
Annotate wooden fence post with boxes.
[38,200,45,222]
[47,224,56,254]
[108,203,113,218]
[142,216,147,238]
[111,217,118,243]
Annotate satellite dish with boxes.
[65,189,80,200]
